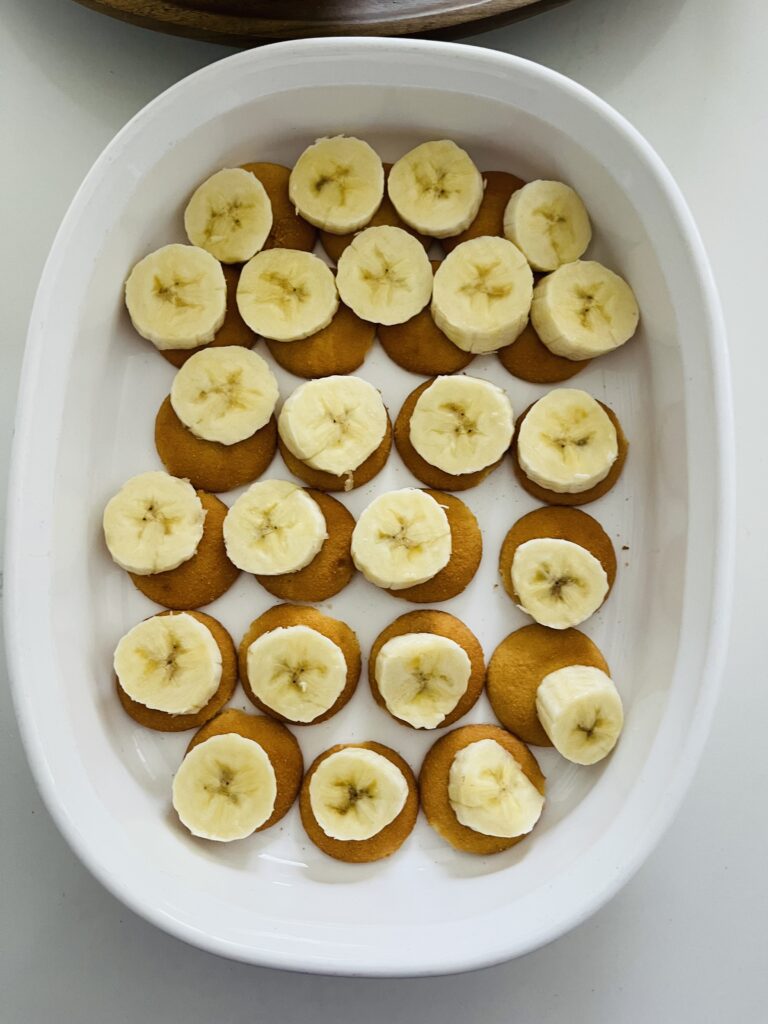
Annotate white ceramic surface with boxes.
[4,38,732,975]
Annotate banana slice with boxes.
[170,346,278,445]
[236,249,338,342]
[351,488,451,590]
[103,471,205,575]
[278,375,387,477]
[503,180,591,271]
[536,665,623,765]
[125,243,226,351]
[517,388,618,494]
[184,167,273,264]
[172,733,277,841]
[114,612,221,714]
[387,140,483,238]
[448,738,545,838]
[375,633,471,729]
[288,135,384,233]
[309,747,408,840]
[531,260,639,360]
[246,624,347,723]
[223,479,327,575]
[409,375,514,475]
[511,538,609,629]
[335,225,433,326]
[431,236,533,353]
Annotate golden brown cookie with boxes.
[419,723,545,855]
[279,415,392,493]
[255,490,355,602]
[498,323,590,384]
[442,171,525,254]
[238,603,361,725]
[511,401,629,506]
[265,304,374,378]
[368,610,485,729]
[130,491,239,609]
[389,490,482,603]
[299,741,419,863]
[487,624,610,746]
[115,610,237,732]
[241,161,317,252]
[187,708,303,832]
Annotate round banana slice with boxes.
[431,236,533,353]
[288,135,385,233]
[335,225,433,326]
[223,479,327,575]
[351,488,452,590]
[517,388,619,494]
[536,664,623,765]
[103,471,205,575]
[511,538,609,629]
[125,244,226,351]
[388,140,483,238]
[375,633,472,729]
[184,167,273,264]
[309,747,409,841]
[409,375,514,475]
[236,249,338,342]
[531,260,639,360]
[503,180,591,271]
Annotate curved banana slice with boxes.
[172,733,277,841]
[409,375,514,475]
[536,665,623,765]
[511,538,609,629]
[387,140,483,238]
[125,243,226,351]
[351,488,451,590]
[114,612,221,714]
[375,633,471,729]
[170,346,279,445]
[335,225,433,325]
[246,625,347,723]
[236,249,338,342]
[448,738,544,838]
[184,167,273,264]
[431,236,533,353]
[531,260,639,360]
[278,375,387,477]
[289,135,384,233]
[103,471,205,575]
[223,479,327,575]
[309,747,408,840]
[517,388,618,494]
[503,180,591,271]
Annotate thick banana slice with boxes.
[114,612,221,715]
[388,140,483,238]
[536,664,623,765]
[375,633,471,729]
[517,388,619,494]
[223,479,327,575]
[246,624,347,723]
[170,346,278,446]
[351,488,451,590]
[172,733,277,841]
[288,136,385,233]
[409,375,514,475]
[503,180,591,271]
[531,260,639,360]
[103,471,205,575]
[335,225,433,325]
[184,167,273,264]
[431,236,533,353]
[309,747,408,840]
[448,738,545,838]
[236,249,338,342]
[125,243,226,351]
[511,538,609,629]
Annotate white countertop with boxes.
[1,0,764,1017]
